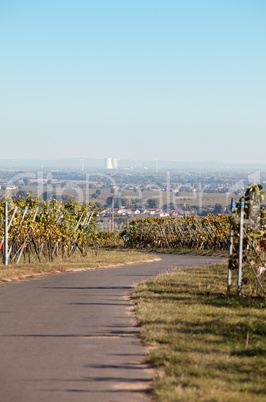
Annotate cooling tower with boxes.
[112,158,118,170]
[105,157,113,169]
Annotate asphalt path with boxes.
[0,254,226,402]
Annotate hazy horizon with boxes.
[1,157,266,171]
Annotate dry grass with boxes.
[132,264,266,402]
[0,250,159,283]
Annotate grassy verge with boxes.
[0,250,159,283]
[132,263,266,402]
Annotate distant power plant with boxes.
[104,158,118,170]
[112,158,118,169]
[105,158,112,169]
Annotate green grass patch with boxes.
[0,250,158,283]
[132,263,266,401]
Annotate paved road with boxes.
[0,254,226,402]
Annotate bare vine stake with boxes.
[195,221,207,248]
[157,224,167,248]
[186,221,198,246]
[73,212,84,233]
[16,208,38,264]
[182,222,191,246]
[203,221,215,246]
[228,198,235,292]
[174,223,184,245]
[161,226,169,248]
[85,210,94,228]
[238,198,245,295]
[177,223,187,245]
[206,221,221,247]
[9,207,28,259]
[7,206,18,231]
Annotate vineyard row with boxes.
[0,197,102,264]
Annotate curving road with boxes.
[0,254,226,402]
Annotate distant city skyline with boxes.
[0,1,265,163]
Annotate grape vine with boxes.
[0,196,100,263]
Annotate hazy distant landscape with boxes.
[1,159,266,231]
[1,158,266,171]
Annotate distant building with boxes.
[104,157,118,170]
[105,158,113,169]
[112,158,118,169]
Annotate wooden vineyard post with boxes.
[238,197,245,295]
[227,198,235,292]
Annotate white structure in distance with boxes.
[112,158,118,169]
[104,157,118,170]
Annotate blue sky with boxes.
[0,0,265,163]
